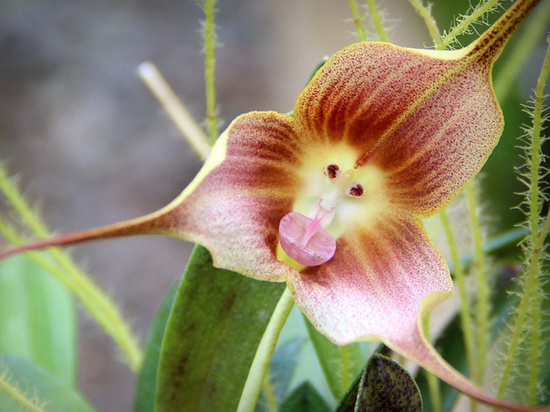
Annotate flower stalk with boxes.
[237,288,294,412]
[408,0,442,47]
[366,0,388,42]
[349,0,368,42]
[437,0,502,50]
[0,371,47,412]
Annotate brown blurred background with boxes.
[0,1,426,410]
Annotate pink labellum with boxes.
[279,210,336,266]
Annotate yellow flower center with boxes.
[292,144,389,240]
[278,143,390,267]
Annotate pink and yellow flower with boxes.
[0,0,544,410]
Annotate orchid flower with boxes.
[0,0,545,410]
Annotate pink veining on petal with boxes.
[279,209,336,266]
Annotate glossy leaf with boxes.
[133,281,178,412]
[0,255,76,386]
[336,345,395,411]
[155,245,285,411]
[0,354,94,412]
[304,316,365,400]
[279,381,331,412]
[356,353,422,412]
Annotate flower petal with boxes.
[368,61,501,217]
[163,111,304,281]
[286,215,542,411]
[286,216,452,345]
[294,43,501,217]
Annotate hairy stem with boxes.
[0,371,47,412]
[408,0,442,46]
[437,0,502,50]
[366,0,388,42]
[0,167,142,371]
[497,37,550,404]
[349,0,368,41]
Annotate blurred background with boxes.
[0,1,546,410]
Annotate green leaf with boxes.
[0,255,76,386]
[0,354,95,412]
[279,381,331,412]
[155,245,285,411]
[304,316,365,400]
[133,281,178,412]
[355,354,422,412]
[256,337,303,412]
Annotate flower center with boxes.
[278,163,364,267]
[321,164,364,210]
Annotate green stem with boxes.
[0,166,142,371]
[202,0,219,143]
[407,0,442,46]
[138,62,211,160]
[466,181,489,390]
[527,266,542,405]
[366,0,388,42]
[0,221,143,371]
[497,37,550,404]
[0,371,47,412]
[439,208,477,385]
[437,0,502,50]
[237,288,295,412]
[349,0,367,42]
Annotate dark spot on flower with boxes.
[325,164,340,179]
[348,184,364,197]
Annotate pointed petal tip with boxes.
[387,324,549,412]
[0,209,176,261]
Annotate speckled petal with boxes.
[294,42,501,217]
[367,58,501,217]
[287,216,452,344]
[163,111,305,281]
